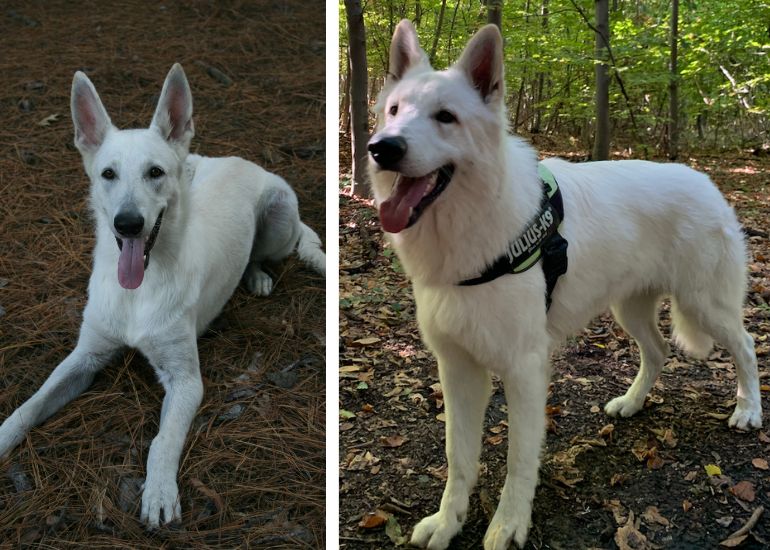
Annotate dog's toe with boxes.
[604,394,643,418]
[411,511,462,550]
[728,402,763,430]
[140,478,181,528]
[484,505,530,549]
[244,267,274,296]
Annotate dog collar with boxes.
[458,164,568,310]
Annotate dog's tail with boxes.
[670,299,713,359]
[297,222,326,276]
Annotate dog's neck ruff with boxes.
[459,164,568,310]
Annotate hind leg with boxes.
[683,300,762,429]
[605,292,670,418]
[243,188,301,296]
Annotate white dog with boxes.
[368,21,762,550]
[0,64,325,527]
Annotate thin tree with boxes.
[668,0,679,160]
[593,0,610,160]
[345,0,371,196]
[486,0,503,30]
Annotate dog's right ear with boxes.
[71,72,113,154]
[388,19,428,81]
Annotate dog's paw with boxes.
[484,505,530,549]
[410,511,463,550]
[0,416,26,458]
[604,394,643,418]
[140,477,181,528]
[244,266,274,296]
[728,400,763,430]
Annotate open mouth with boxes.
[379,164,454,233]
[115,210,164,290]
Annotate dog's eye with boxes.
[388,104,398,116]
[435,110,457,124]
[101,168,116,180]
[148,166,165,179]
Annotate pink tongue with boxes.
[379,175,432,233]
[117,238,145,290]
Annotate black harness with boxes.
[459,164,568,310]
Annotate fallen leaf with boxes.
[759,431,770,444]
[603,499,628,525]
[436,412,446,422]
[682,499,692,512]
[719,534,748,547]
[716,515,734,527]
[599,424,615,438]
[590,405,601,413]
[353,337,381,346]
[705,464,722,476]
[684,470,698,482]
[641,506,670,527]
[486,434,505,446]
[359,509,389,529]
[729,481,755,502]
[385,515,408,545]
[380,435,407,448]
[751,458,768,470]
[339,409,356,419]
[614,511,650,550]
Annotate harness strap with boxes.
[458,164,569,310]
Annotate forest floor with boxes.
[0,2,325,548]
[339,144,770,549]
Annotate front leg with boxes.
[0,325,118,457]
[411,342,491,550]
[484,349,550,550]
[139,330,204,528]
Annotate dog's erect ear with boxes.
[456,24,504,103]
[71,72,113,154]
[151,63,194,151]
[388,19,429,80]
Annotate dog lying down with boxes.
[0,64,325,527]
[368,21,763,550]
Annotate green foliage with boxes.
[341,0,770,149]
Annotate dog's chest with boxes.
[86,272,193,348]
[413,282,548,369]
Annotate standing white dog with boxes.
[0,64,325,527]
[368,21,762,550]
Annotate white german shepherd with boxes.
[368,21,762,549]
[0,64,325,527]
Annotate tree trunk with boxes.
[429,0,447,65]
[668,0,679,160]
[486,0,503,30]
[344,0,371,196]
[532,0,549,134]
[593,0,610,160]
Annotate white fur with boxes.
[0,64,324,528]
[369,22,762,550]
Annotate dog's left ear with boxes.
[456,24,504,104]
[151,63,194,151]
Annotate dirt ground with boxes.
[0,1,325,548]
[339,150,770,549]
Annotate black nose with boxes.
[368,136,407,170]
[114,211,145,237]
